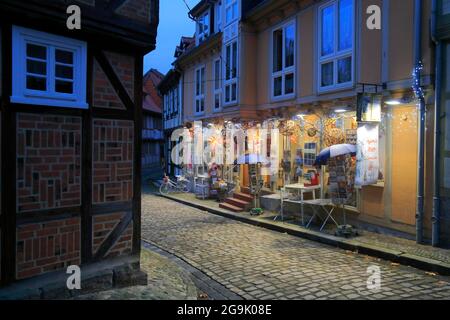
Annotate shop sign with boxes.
[357,93,382,122]
[356,123,380,186]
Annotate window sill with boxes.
[11,96,88,109]
[271,94,296,103]
[317,83,354,95]
[223,102,238,108]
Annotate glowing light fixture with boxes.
[385,99,402,106]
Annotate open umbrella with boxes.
[234,154,269,165]
[314,144,356,166]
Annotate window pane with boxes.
[273,29,283,72]
[56,65,73,79]
[226,8,232,23]
[201,67,205,94]
[27,76,46,91]
[285,24,295,68]
[27,44,46,59]
[274,76,282,96]
[321,5,335,56]
[215,60,221,90]
[196,70,200,95]
[55,80,73,94]
[321,62,334,87]
[200,99,205,112]
[55,50,73,64]
[232,83,237,101]
[196,100,200,113]
[339,0,353,51]
[226,45,231,80]
[215,94,221,109]
[285,73,294,94]
[27,59,46,75]
[232,42,237,78]
[338,57,352,83]
[225,85,230,102]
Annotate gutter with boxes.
[431,0,442,247]
[414,0,426,244]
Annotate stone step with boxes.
[240,187,252,195]
[219,202,244,213]
[234,192,253,203]
[224,197,250,209]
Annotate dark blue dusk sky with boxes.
[144,0,197,75]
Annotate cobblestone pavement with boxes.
[141,194,450,300]
[75,249,198,300]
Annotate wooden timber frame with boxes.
[0,0,157,287]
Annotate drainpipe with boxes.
[414,0,425,244]
[431,0,442,247]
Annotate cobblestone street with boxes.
[141,194,450,300]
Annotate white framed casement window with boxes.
[224,40,238,105]
[225,0,238,25]
[196,11,210,45]
[11,26,88,109]
[271,20,296,99]
[213,58,222,111]
[317,0,354,92]
[195,66,205,115]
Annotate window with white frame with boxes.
[225,0,238,24]
[213,58,222,111]
[318,0,354,91]
[11,26,87,109]
[272,21,295,98]
[195,66,205,114]
[224,41,237,104]
[197,11,210,44]
[215,1,222,32]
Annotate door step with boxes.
[219,202,244,213]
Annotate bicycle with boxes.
[159,175,190,195]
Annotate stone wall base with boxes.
[0,255,147,300]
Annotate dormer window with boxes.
[197,11,210,44]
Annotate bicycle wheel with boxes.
[180,181,190,193]
[159,183,170,195]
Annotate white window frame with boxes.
[11,26,88,109]
[213,58,222,111]
[194,65,206,115]
[224,40,238,106]
[317,0,355,93]
[225,0,238,25]
[271,19,296,100]
[196,11,210,45]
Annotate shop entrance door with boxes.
[390,105,418,225]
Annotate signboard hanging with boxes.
[356,123,380,186]
[357,93,382,122]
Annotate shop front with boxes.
[177,95,425,238]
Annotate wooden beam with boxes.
[93,210,133,261]
[1,23,16,286]
[93,49,135,112]
[81,46,95,264]
[132,53,143,255]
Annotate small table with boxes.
[304,199,339,231]
[284,184,321,225]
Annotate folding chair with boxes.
[274,188,290,221]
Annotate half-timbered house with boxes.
[0,0,159,295]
